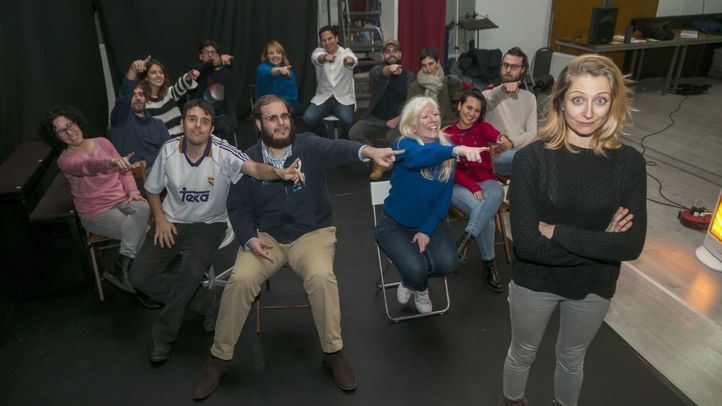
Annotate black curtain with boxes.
[0,0,108,162]
[0,0,318,161]
[94,0,318,136]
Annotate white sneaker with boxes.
[396,283,412,304]
[414,289,433,314]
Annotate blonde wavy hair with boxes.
[539,54,633,155]
[261,40,291,66]
[398,96,455,182]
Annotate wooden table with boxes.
[556,32,722,94]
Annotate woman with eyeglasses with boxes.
[375,96,488,314]
[499,54,647,406]
[140,58,199,136]
[43,105,150,295]
[444,88,505,294]
[255,40,300,113]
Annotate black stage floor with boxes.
[0,147,690,405]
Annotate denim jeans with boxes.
[374,214,457,291]
[503,281,611,406]
[451,180,503,261]
[302,97,355,139]
[493,147,519,176]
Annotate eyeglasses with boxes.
[261,113,291,124]
[55,121,75,136]
[501,62,523,71]
[201,49,218,56]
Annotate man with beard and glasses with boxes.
[129,99,302,365]
[191,95,402,400]
[349,39,414,180]
[110,56,170,172]
[482,47,537,176]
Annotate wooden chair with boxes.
[87,161,147,301]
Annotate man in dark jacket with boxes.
[192,95,401,401]
[191,40,236,143]
[110,56,170,170]
[349,38,413,180]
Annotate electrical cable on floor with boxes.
[637,94,691,210]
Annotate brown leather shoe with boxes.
[369,162,391,181]
[192,356,231,400]
[322,351,357,391]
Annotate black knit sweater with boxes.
[509,141,647,299]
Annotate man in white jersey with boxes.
[482,47,537,175]
[130,99,300,364]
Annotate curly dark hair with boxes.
[40,105,88,149]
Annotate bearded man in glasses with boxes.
[192,95,402,400]
[482,46,538,176]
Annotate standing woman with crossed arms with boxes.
[499,54,647,406]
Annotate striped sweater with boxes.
[145,75,197,136]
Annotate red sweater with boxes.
[445,120,500,193]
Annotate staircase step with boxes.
[349,42,383,52]
[357,59,379,67]
[349,26,381,33]
[349,11,380,18]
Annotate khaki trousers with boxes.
[211,226,343,359]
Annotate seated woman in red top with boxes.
[43,105,150,294]
[445,88,505,293]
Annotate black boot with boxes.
[482,260,503,293]
[104,254,136,294]
[456,232,474,264]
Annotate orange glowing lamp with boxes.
[696,188,722,272]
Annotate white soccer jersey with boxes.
[145,135,249,224]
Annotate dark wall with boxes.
[1,0,318,161]
[0,0,108,162]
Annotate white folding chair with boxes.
[370,181,451,322]
[203,219,236,290]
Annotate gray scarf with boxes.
[416,68,445,103]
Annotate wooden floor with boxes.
[605,78,722,406]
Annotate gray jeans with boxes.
[80,200,150,258]
[503,281,610,406]
[348,116,401,146]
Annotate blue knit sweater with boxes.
[255,61,300,112]
[383,137,456,235]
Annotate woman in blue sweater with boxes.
[255,41,300,112]
[375,96,488,313]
